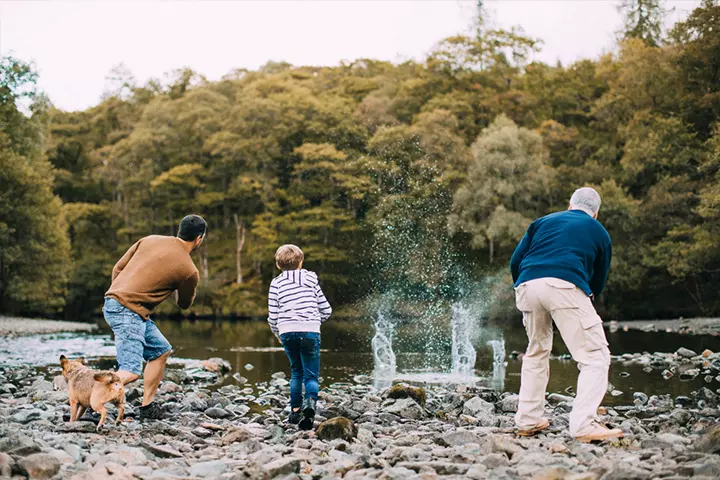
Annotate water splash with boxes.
[371,312,397,389]
[487,338,506,391]
[451,304,477,376]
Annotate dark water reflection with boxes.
[2,318,719,407]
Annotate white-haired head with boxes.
[569,187,601,218]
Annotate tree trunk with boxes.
[488,236,494,264]
[200,243,209,285]
[234,214,246,284]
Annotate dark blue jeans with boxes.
[280,332,320,408]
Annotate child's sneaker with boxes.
[299,398,316,430]
[288,408,302,424]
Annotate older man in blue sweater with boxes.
[510,187,623,443]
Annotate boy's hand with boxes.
[275,334,282,345]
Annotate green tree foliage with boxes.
[449,115,554,263]
[4,1,720,320]
[0,57,71,315]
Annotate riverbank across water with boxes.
[0,317,97,337]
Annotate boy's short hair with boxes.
[275,244,304,270]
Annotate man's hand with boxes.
[274,334,282,345]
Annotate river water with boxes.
[1,318,719,406]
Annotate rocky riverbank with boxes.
[0,318,96,337]
[1,354,720,480]
[612,318,720,336]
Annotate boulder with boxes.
[384,398,425,420]
[317,417,358,442]
[387,384,427,407]
[676,347,697,358]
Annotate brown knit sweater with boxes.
[105,235,199,319]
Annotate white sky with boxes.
[0,0,700,112]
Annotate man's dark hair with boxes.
[178,215,207,241]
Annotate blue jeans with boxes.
[103,297,172,375]
[280,332,320,408]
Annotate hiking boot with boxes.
[288,408,302,424]
[576,424,624,443]
[138,402,168,422]
[517,418,550,437]
[299,397,316,431]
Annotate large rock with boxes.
[384,398,425,420]
[30,378,54,393]
[56,421,97,433]
[17,453,61,479]
[499,394,519,413]
[387,384,427,407]
[9,409,49,424]
[676,347,697,358]
[317,417,358,442]
[463,396,495,416]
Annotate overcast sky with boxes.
[0,0,700,112]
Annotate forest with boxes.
[1,1,719,321]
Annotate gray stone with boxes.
[466,464,488,480]
[680,368,700,380]
[439,430,482,447]
[47,448,75,466]
[262,457,301,477]
[204,406,233,419]
[10,409,47,424]
[30,378,54,393]
[17,453,61,479]
[63,444,83,462]
[384,398,425,420]
[481,452,509,469]
[676,347,697,358]
[141,442,183,458]
[547,393,575,405]
[463,396,495,417]
[633,392,649,406]
[189,460,228,478]
[56,421,97,433]
[395,461,471,475]
[695,423,720,454]
[499,394,519,413]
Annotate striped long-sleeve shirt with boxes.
[267,269,332,336]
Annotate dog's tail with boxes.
[93,372,121,384]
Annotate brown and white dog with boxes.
[59,355,125,430]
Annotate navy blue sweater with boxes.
[510,210,612,298]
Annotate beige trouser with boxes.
[514,277,611,437]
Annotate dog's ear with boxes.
[60,355,67,365]
[93,373,114,383]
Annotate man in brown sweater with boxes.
[103,215,206,421]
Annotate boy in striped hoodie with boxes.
[268,244,332,430]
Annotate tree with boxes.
[449,115,555,263]
[618,0,666,47]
